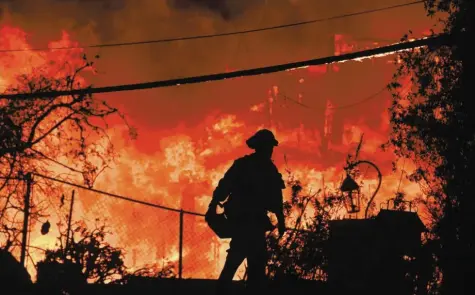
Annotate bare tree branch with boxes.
[1,54,130,250]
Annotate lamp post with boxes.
[342,160,383,218]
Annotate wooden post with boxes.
[65,190,75,252]
[179,210,184,279]
[20,173,32,266]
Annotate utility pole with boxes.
[65,190,75,252]
[20,173,32,266]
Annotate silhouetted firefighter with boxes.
[206,129,286,293]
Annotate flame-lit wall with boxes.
[1,0,439,281]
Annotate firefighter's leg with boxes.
[216,239,246,294]
[245,232,268,291]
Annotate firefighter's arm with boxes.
[272,173,286,236]
[209,161,239,208]
[276,188,286,236]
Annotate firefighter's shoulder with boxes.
[232,154,253,167]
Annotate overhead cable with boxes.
[0,34,450,100]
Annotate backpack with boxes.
[205,203,233,239]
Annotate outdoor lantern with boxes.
[340,174,361,214]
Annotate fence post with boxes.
[179,209,184,279]
[65,190,75,252]
[20,173,32,266]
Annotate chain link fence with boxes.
[21,173,230,281]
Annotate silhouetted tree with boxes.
[385,1,474,294]
[0,54,134,255]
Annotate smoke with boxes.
[0,0,126,10]
[166,0,264,20]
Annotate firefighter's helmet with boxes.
[246,129,279,150]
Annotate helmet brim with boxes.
[246,137,278,149]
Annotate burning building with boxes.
[0,0,437,286]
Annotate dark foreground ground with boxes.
[4,278,329,295]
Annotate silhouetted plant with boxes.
[38,221,127,285]
[384,1,474,294]
[393,192,409,211]
[266,171,346,281]
[37,219,177,292]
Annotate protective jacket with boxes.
[210,153,285,233]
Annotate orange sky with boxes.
[0,0,440,280]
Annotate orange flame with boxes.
[1,25,428,282]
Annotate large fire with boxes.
[1,25,428,282]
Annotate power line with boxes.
[0,34,450,100]
[331,87,387,110]
[0,1,424,53]
[282,86,388,111]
